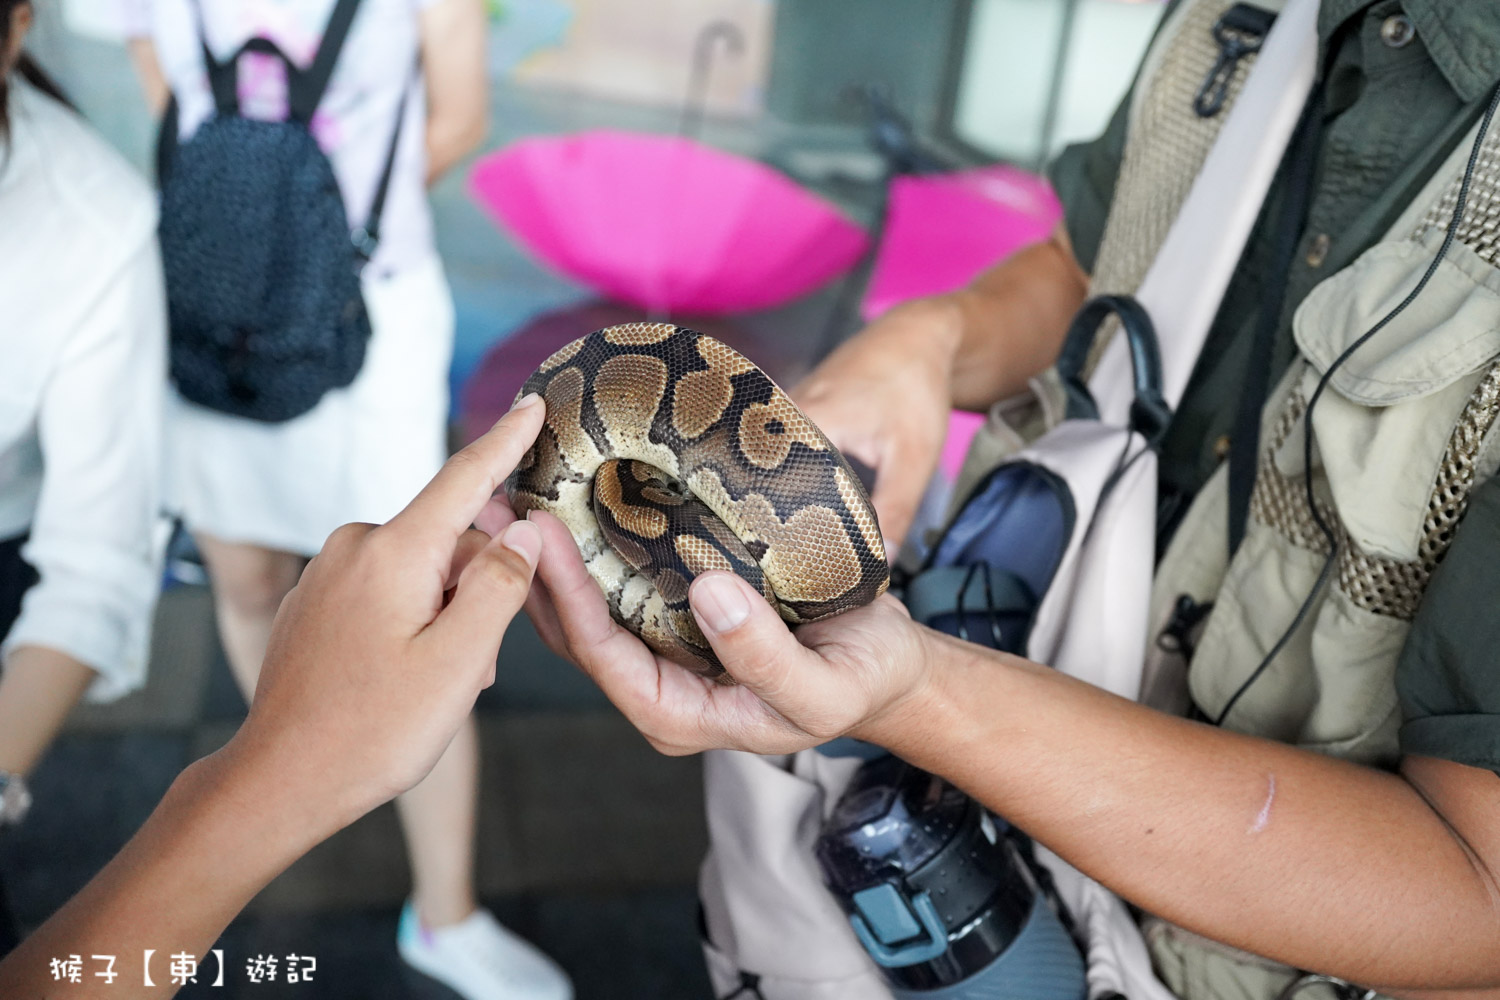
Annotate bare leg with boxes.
[196,531,481,929]
[194,534,306,699]
[395,714,479,928]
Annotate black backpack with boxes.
[157,0,402,423]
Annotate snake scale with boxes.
[506,323,889,681]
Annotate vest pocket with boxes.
[1291,234,1500,563]
[1187,234,1500,765]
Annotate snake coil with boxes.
[506,324,889,680]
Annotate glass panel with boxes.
[952,0,1067,164]
[951,0,1165,166]
[1050,0,1165,158]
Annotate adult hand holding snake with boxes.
[791,298,958,556]
[500,321,921,751]
[792,224,1091,554]
[505,236,1087,747]
[523,513,935,755]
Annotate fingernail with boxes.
[510,392,542,412]
[500,519,542,567]
[692,574,750,634]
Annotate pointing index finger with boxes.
[385,394,546,549]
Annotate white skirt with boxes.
[167,255,455,556]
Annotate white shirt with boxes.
[124,0,439,276]
[0,78,167,701]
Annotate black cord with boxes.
[1215,81,1500,727]
[1084,421,1168,550]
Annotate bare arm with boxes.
[126,38,169,117]
[419,0,488,185]
[0,647,93,776]
[945,223,1090,409]
[793,223,1089,546]
[801,223,1087,414]
[865,634,1500,995]
[0,400,548,999]
[0,744,330,998]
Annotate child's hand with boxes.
[228,395,548,839]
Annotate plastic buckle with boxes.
[350,227,378,264]
[848,884,948,968]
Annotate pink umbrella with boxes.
[468,130,870,317]
[862,163,1061,321]
[860,164,1062,480]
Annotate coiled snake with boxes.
[506,324,889,680]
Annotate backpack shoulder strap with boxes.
[288,0,364,122]
[352,61,419,262]
[188,0,239,117]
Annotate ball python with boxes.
[506,323,889,681]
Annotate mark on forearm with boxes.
[1249,773,1276,834]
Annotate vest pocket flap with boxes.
[1293,234,1500,406]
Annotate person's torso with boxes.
[1157,0,1489,533]
[1126,3,1500,996]
[950,1,1500,995]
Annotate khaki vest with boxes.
[954,1,1500,997]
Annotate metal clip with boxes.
[1195,4,1277,118]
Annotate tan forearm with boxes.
[862,632,1500,992]
[941,223,1089,410]
[0,646,95,775]
[0,403,549,998]
[820,224,1089,418]
[0,746,325,998]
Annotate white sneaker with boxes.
[397,902,573,1000]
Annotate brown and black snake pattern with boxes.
[506,324,889,680]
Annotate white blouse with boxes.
[0,77,167,701]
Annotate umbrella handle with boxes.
[680,20,746,142]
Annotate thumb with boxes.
[425,519,542,662]
[689,572,824,708]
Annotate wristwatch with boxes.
[0,771,32,827]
